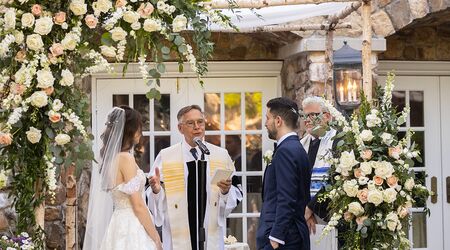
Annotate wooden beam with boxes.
[361,0,372,101]
[213,23,352,33]
[327,1,362,25]
[207,0,354,9]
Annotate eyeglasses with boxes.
[181,119,205,128]
[302,112,326,120]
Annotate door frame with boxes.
[379,61,450,250]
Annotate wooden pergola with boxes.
[65,1,375,249]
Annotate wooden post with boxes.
[65,165,77,250]
[325,29,334,101]
[362,0,372,101]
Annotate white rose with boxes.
[33,17,53,35]
[52,99,64,111]
[36,69,55,89]
[358,176,369,186]
[348,201,364,216]
[13,31,24,44]
[4,8,16,30]
[93,0,112,13]
[123,11,140,24]
[55,133,71,145]
[385,212,399,232]
[143,19,161,32]
[131,22,141,30]
[26,127,42,144]
[26,34,44,51]
[366,110,381,128]
[61,33,79,50]
[337,151,359,176]
[100,45,116,57]
[70,0,88,16]
[30,91,48,108]
[381,132,394,146]
[110,27,127,41]
[383,188,397,203]
[374,161,394,179]
[404,178,415,191]
[360,130,374,142]
[21,13,35,28]
[172,14,187,32]
[359,162,372,176]
[367,189,383,206]
[60,69,74,86]
[343,180,359,197]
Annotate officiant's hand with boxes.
[149,167,161,194]
[217,179,232,195]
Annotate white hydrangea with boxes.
[366,109,382,128]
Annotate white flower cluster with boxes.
[182,43,198,73]
[83,50,113,76]
[116,39,127,61]
[0,34,15,58]
[44,156,57,192]
[323,98,349,129]
[0,170,8,189]
[382,73,395,110]
[138,54,149,80]
[366,109,382,128]
[157,0,176,15]
[104,7,126,30]
[319,213,342,240]
[62,111,87,138]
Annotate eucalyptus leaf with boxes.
[174,36,184,46]
[405,158,415,167]
[178,45,187,53]
[148,69,161,78]
[161,46,170,54]
[363,218,372,227]
[55,157,64,164]
[157,63,166,73]
[101,32,113,46]
[337,140,345,148]
[146,88,161,100]
[45,128,55,139]
[397,116,406,125]
[416,155,423,163]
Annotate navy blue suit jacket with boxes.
[257,135,311,250]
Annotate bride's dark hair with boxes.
[100,106,143,158]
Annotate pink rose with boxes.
[0,132,13,146]
[15,50,27,62]
[54,12,66,25]
[397,206,409,218]
[44,86,54,96]
[31,4,42,16]
[354,168,363,178]
[84,15,98,29]
[344,211,354,222]
[386,175,398,188]
[115,0,127,8]
[50,43,64,57]
[11,83,26,95]
[137,3,154,18]
[49,112,61,123]
[361,149,373,161]
[388,145,402,159]
[356,216,368,225]
[357,188,369,204]
[373,176,384,186]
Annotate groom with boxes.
[257,97,311,250]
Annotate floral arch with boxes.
[0,0,232,246]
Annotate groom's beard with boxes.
[267,127,277,140]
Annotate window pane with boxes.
[113,94,129,107]
[247,217,259,250]
[245,92,262,130]
[412,131,425,167]
[413,171,426,207]
[410,91,424,127]
[226,218,243,242]
[134,94,150,131]
[154,94,170,131]
[412,212,427,248]
[204,93,221,131]
[205,135,221,147]
[246,135,262,171]
[247,176,262,213]
[135,136,150,172]
[225,93,241,130]
[226,135,242,172]
[392,91,406,127]
[155,136,170,159]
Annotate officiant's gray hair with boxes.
[302,96,329,113]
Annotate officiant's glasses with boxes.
[181,119,206,128]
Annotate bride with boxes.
[83,106,162,250]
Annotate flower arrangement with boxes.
[318,73,430,249]
[0,232,34,250]
[0,0,232,245]
[263,149,273,165]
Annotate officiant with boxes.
[146,105,243,250]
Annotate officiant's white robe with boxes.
[146,139,242,250]
[301,128,338,250]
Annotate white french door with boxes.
[379,74,447,250]
[92,66,280,249]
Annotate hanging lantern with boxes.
[333,41,363,111]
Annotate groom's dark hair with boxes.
[267,97,300,129]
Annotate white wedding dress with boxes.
[100,169,157,250]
